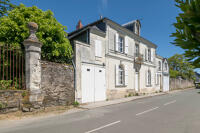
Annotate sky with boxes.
[12,0,184,59]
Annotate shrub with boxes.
[73,101,79,107]
[128,93,132,97]
[0,80,12,90]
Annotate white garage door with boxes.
[81,65,106,103]
[163,76,169,92]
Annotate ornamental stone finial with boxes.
[25,22,41,44]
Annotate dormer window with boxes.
[158,61,161,71]
[122,20,141,36]
[165,62,168,71]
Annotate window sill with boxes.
[95,56,102,58]
[146,85,152,87]
[116,85,127,87]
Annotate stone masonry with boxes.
[41,61,75,106]
[23,22,43,105]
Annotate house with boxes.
[68,17,169,103]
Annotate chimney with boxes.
[76,20,83,30]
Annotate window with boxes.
[156,74,160,85]
[118,66,124,85]
[118,36,124,53]
[148,49,151,62]
[135,44,139,57]
[147,70,151,86]
[165,63,168,71]
[116,64,128,86]
[158,61,161,71]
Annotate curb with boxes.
[79,88,195,110]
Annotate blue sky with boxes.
[13,0,184,59]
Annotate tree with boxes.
[0,0,15,17]
[171,0,200,68]
[0,4,73,63]
[168,54,195,80]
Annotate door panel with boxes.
[163,76,169,92]
[81,65,95,103]
[135,73,139,91]
[94,67,106,102]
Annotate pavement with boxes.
[0,88,200,133]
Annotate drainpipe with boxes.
[71,57,76,92]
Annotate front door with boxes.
[81,65,95,103]
[94,67,106,102]
[135,73,139,91]
[163,76,169,92]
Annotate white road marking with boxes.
[85,120,121,133]
[136,107,159,116]
[164,100,176,106]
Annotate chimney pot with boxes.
[76,20,83,30]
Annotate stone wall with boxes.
[170,78,194,90]
[0,90,25,113]
[41,61,74,106]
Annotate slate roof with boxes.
[68,17,157,48]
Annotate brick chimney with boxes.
[76,20,83,30]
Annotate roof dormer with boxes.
[122,20,141,36]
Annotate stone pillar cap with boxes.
[23,22,42,46]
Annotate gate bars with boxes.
[0,44,25,90]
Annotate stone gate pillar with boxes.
[23,22,43,105]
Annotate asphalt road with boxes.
[1,89,200,133]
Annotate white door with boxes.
[81,65,95,103]
[81,65,106,103]
[94,67,106,102]
[163,76,169,92]
[135,73,139,91]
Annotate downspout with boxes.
[71,57,76,91]
[71,56,77,103]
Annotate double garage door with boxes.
[81,65,106,103]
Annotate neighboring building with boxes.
[69,18,169,103]
[195,72,200,83]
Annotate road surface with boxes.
[1,89,200,133]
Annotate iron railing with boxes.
[0,45,25,90]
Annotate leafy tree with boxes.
[0,4,73,63]
[171,0,200,68]
[0,0,16,17]
[168,54,195,80]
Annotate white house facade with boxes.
[69,18,169,103]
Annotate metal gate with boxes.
[0,45,25,90]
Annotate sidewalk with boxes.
[79,88,194,109]
[79,92,166,109]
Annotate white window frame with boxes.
[148,49,151,62]
[147,70,151,86]
[118,36,124,53]
[158,61,161,71]
[118,66,124,85]
[135,44,139,57]
[164,62,168,71]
